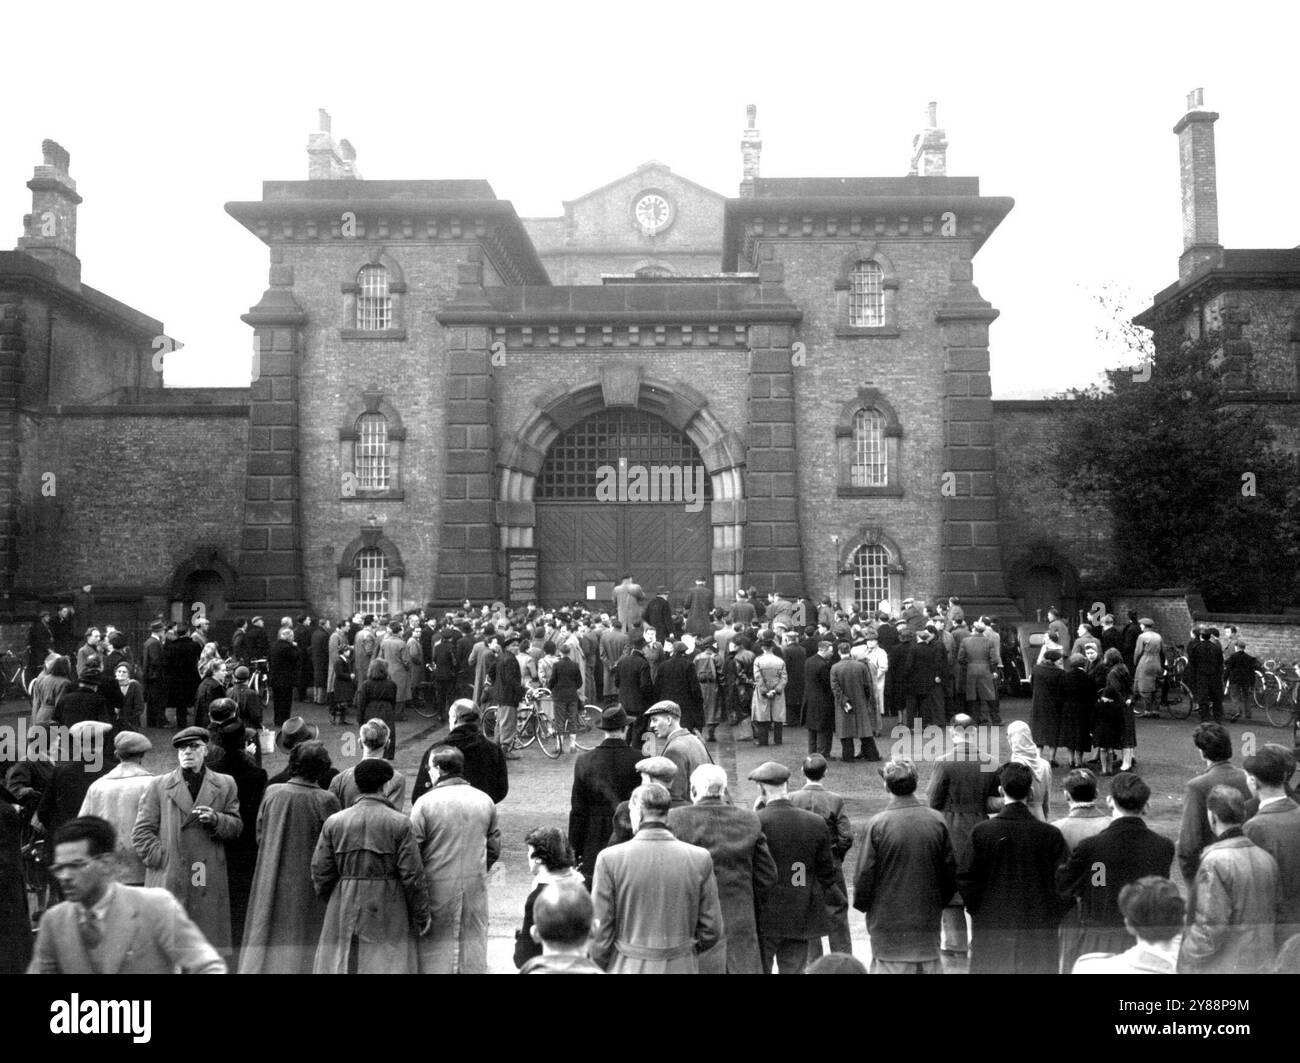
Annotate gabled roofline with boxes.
[558,161,726,210]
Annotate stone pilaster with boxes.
[231,255,308,614]
[936,259,1016,616]
[436,256,498,603]
[744,260,803,596]
[0,302,23,613]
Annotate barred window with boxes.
[851,408,887,486]
[353,548,388,615]
[852,545,890,614]
[355,413,389,489]
[356,265,391,330]
[849,261,884,327]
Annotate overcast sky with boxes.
[5,0,1297,396]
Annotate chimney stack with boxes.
[739,104,762,197]
[307,109,362,180]
[909,101,947,176]
[16,140,82,287]
[1174,87,1221,279]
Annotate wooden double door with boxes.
[535,502,710,607]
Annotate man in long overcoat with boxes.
[614,646,654,747]
[590,783,721,974]
[413,702,508,805]
[829,643,879,761]
[751,638,788,747]
[683,578,714,638]
[926,714,1000,955]
[643,588,673,644]
[957,622,1001,725]
[958,761,1070,974]
[132,726,243,959]
[612,575,645,635]
[803,641,837,757]
[791,753,854,960]
[752,761,841,974]
[652,643,705,733]
[568,707,642,886]
[311,759,432,974]
[668,763,776,974]
[410,747,501,974]
[646,701,711,804]
[380,622,412,716]
[239,748,341,974]
[782,634,807,728]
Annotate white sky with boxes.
[5,0,1298,397]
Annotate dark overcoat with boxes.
[567,736,642,881]
[668,797,776,974]
[757,799,840,941]
[614,653,654,718]
[653,655,704,731]
[958,802,1070,974]
[413,726,508,805]
[1029,662,1066,748]
[802,652,836,735]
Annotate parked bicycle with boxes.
[246,658,272,714]
[1258,660,1300,729]
[482,687,556,758]
[0,648,34,701]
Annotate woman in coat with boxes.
[359,658,399,759]
[239,743,341,974]
[109,661,146,732]
[1097,648,1136,773]
[1029,647,1066,762]
[131,739,243,957]
[310,621,331,704]
[514,827,584,968]
[30,653,73,726]
[1059,654,1096,769]
[193,659,227,730]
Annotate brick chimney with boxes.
[307,109,362,180]
[16,140,82,286]
[909,102,947,176]
[739,104,762,197]
[1174,87,1221,279]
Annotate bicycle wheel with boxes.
[1264,677,1291,728]
[535,714,561,759]
[573,704,604,751]
[413,689,439,720]
[1165,682,1193,720]
[1252,673,1270,713]
[516,710,539,749]
[482,706,498,740]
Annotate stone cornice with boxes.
[482,322,757,350]
[224,198,549,285]
[722,195,1014,270]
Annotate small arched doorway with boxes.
[1021,565,1068,626]
[534,408,712,605]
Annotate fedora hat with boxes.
[276,716,319,752]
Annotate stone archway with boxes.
[496,364,745,602]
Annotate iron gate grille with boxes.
[853,544,889,613]
[537,409,712,501]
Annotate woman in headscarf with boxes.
[29,652,73,726]
[1006,720,1052,822]
[1029,646,1065,764]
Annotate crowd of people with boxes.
[2,582,1295,975]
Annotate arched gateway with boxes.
[496,371,745,607]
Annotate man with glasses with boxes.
[132,726,242,961]
[29,815,226,973]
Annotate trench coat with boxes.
[927,747,1000,909]
[410,777,501,974]
[668,797,776,974]
[79,762,156,884]
[380,634,412,703]
[327,628,346,695]
[590,824,722,974]
[238,780,341,974]
[829,655,876,738]
[1179,831,1279,974]
[132,767,242,956]
[612,581,645,633]
[751,651,788,723]
[1132,630,1164,695]
[311,794,432,974]
[803,652,836,735]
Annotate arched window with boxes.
[851,544,890,614]
[353,547,389,615]
[355,412,389,489]
[848,261,884,327]
[356,265,391,330]
[851,408,887,487]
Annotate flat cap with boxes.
[644,700,681,719]
[635,755,677,779]
[172,726,210,747]
[114,730,153,756]
[1139,617,1155,627]
[748,761,791,784]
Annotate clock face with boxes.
[634,193,672,234]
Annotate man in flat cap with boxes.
[590,782,721,974]
[750,760,843,973]
[38,720,116,838]
[493,632,526,759]
[645,701,711,804]
[607,755,690,847]
[132,726,243,961]
[613,639,655,749]
[568,706,642,888]
[791,754,854,962]
[78,730,154,885]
